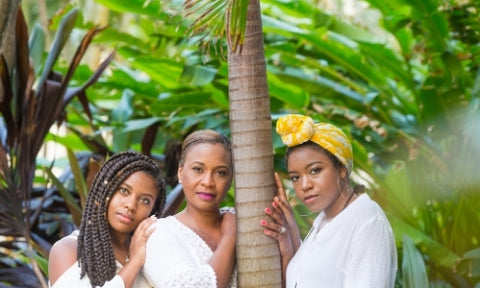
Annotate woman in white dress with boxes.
[261,114,397,288]
[144,129,237,288]
[48,151,166,287]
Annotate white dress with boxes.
[49,231,152,288]
[143,215,237,288]
[286,194,397,288]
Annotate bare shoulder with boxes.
[48,232,79,285]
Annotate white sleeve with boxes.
[345,213,397,288]
[143,220,217,288]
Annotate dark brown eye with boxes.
[117,187,129,195]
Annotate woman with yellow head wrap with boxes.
[261,114,397,288]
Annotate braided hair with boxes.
[76,151,166,287]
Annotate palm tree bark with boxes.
[228,0,281,287]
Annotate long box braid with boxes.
[77,151,166,287]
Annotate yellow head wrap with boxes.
[276,114,353,174]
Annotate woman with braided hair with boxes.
[261,114,397,288]
[48,151,166,287]
[143,129,237,288]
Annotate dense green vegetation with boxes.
[1,0,479,286]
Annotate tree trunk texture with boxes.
[228,0,282,287]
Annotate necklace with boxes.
[114,250,130,264]
[342,190,356,210]
[113,245,130,264]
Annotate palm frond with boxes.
[168,0,248,54]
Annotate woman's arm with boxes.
[118,216,156,288]
[209,211,236,288]
[261,173,301,287]
[48,236,78,286]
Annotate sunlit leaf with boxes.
[36,8,78,94]
[268,72,309,108]
[402,235,429,288]
[67,148,88,209]
[123,117,161,133]
[43,168,82,225]
[94,0,163,17]
[180,65,217,86]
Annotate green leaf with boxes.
[112,129,132,152]
[43,168,82,225]
[117,51,183,90]
[44,132,90,151]
[67,148,88,209]
[36,8,78,95]
[28,23,45,76]
[359,42,413,88]
[268,72,309,108]
[112,89,134,123]
[402,235,429,288]
[384,160,416,218]
[180,65,218,86]
[151,91,215,113]
[33,251,49,276]
[123,117,160,133]
[389,214,459,268]
[464,248,480,260]
[94,0,162,17]
[95,64,160,97]
[262,15,307,34]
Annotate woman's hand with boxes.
[273,172,301,251]
[221,210,237,239]
[118,215,156,288]
[213,211,236,288]
[128,215,157,266]
[261,173,300,284]
[263,173,300,249]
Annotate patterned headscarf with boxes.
[276,114,353,174]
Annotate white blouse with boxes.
[49,231,152,288]
[286,194,397,288]
[144,215,237,288]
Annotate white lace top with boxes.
[143,215,237,288]
[286,194,397,288]
[49,231,152,288]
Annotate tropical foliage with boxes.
[0,0,478,287]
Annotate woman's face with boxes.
[287,146,346,218]
[178,143,232,213]
[107,171,157,234]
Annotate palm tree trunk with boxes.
[228,0,281,287]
